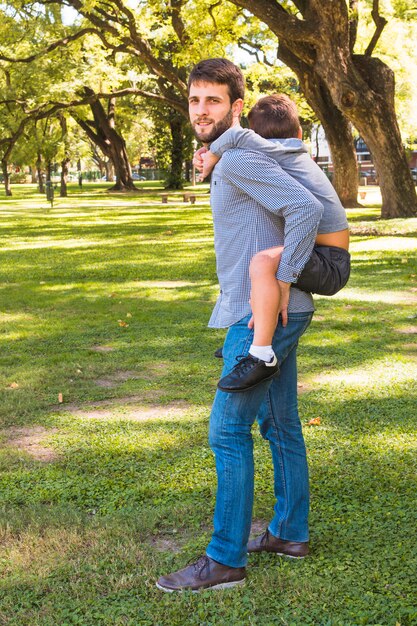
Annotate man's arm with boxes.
[221,148,323,284]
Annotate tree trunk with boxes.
[59,114,70,197]
[60,157,70,197]
[36,152,44,193]
[165,111,184,189]
[1,159,12,196]
[314,48,417,217]
[105,160,114,182]
[30,165,37,184]
[279,43,359,207]
[46,161,52,183]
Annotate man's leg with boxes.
[249,312,313,557]
[156,313,312,590]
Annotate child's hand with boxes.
[193,147,207,173]
[247,316,254,329]
[202,150,220,180]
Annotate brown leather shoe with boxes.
[247,529,309,558]
[156,555,246,592]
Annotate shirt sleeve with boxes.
[220,149,323,283]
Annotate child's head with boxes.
[248,94,301,139]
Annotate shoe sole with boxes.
[155,579,245,593]
[248,550,307,559]
[218,370,279,393]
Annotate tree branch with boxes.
[0,28,98,63]
[365,0,387,57]
[237,37,274,66]
[230,0,318,43]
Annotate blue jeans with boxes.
[206,312,313,568]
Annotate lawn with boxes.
[0,183,416,625]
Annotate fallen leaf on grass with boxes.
[8,382,19,389]
[118,320,129,327]
[306,417,321,426]
[58,393,64,403]
[126,313,132,318]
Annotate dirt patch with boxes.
[396,326,417,334]
[297,382,312,395]
[94,370,139,388]
[349,225,380,236]
[4,426,59,462]
[250,519,268,536]
[90,345,115,353]
[149,536,182,554]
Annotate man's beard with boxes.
[192,108,233,144]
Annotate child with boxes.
[195,94,350,392]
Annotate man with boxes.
[156,58,323,592]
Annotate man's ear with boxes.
[232,98,244,118]
[297,126,303,139]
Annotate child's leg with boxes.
[249,246,283,357]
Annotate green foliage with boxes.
[0,184,416,624]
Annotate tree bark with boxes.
[60,156,70,197]
[30,165,37,184]
[36,152,44,193]
[1,159,12,196]
[231,0,417,218]
[59,114,70,197]
[105,160,114,182]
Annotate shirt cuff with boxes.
[276,262,302,283]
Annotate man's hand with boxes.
[278,280,291,327]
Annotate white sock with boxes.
[249,344,276,363]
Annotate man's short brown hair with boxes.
[188,58,245,104]
[248,94,300,139]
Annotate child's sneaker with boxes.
[217,354,279,392]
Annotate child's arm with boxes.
[198,126,306,180]
[210,126,305,160]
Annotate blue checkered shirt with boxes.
[208,145,323,328]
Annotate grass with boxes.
[0,182,416,625]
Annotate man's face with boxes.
[188,81,243,144]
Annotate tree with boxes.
[226,0,417,218]
[72,90,136,191]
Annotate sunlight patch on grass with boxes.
[2,239,111,251]
[311,356,416,387]
[0,312,35,323]
[350,236,417,252]
[316,287,417,304]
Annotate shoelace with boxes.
[231,354,258,374]
[260,529,271,545]
[188,555,211,579]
